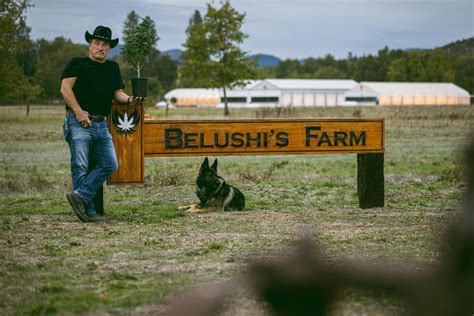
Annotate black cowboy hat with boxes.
[85,25,119,48]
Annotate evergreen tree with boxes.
[180,9,210,87]
[123,10,140,35]
[180,2,256,116]
[189,9,203,26]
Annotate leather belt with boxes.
[89,115,107,122]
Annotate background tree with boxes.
[352,55,383,82]
[301,57,320,78]
[180,2,256,116]
[34,37,87,100]
[275,59,302,78]
[313,66,347,79]
[123,10,140,33]
[388,49,454,82]
[453,54,474,94]
[155,55,178,93]
[0,0,40,105]
[189,9,203,26]
[180,10,212,87]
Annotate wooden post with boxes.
[90,158,104,215]
[357,153,384,208]
[93,186,104,215]
[108,101,145,184]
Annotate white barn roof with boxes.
[360,82,470,97]
[261,79,358,91]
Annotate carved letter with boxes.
[276,132,289,147]
[334,131,348,146]
[165,128,183,149]
[184,133,198,148]
[350,131,366,146]
[305,126,321,146]
[231,132,245,147]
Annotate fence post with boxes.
[357,153,384,208]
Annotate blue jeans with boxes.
[63,112,118,216]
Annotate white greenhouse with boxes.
[219,79,359,108]
[164,80,471,108]
[164,88,220,107]
[345,82,471,106]
[164,79,358,108]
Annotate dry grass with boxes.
[0,104,473,315]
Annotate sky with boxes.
[26,0,473,59]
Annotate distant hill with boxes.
[249,54,281,67]
[106,37,472,66]
[109,46,185,63]
[109,44,123,57]
[403,48,426,52]
[161,49,183,64]
[440,37,474,55]
[160,49,281,68]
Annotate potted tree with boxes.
[122,16,159,98]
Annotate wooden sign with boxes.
[107,104,385,208]
[143,119,384,157]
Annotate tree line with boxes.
[1,0,472,106]
[259,46,473,94]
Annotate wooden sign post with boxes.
[108,102,144,184]
[108,103,385,209]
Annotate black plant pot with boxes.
[131,78,148,98]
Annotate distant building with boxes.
[221,79,358,108]
[163,80,471,108]
[164,79,358,108]
[345,82,471,106]
[164,88,219,107]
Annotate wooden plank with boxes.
[108,102,144,184]
[144,119,384,157]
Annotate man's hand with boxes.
[128,96,146,105]
[75,109,91,128]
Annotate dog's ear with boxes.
[200,157,209,171]
[211,159,218,171]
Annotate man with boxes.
[60,25,141,222]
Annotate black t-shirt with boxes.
[61,57,125,116]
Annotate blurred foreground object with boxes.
[161,133,474,316]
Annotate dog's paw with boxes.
[187,205,203,213]
[177,205,192,211]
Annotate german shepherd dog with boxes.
[178,158,245,213]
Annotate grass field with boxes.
[1,104,473,315]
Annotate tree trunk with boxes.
[223,86,230,116]
[26,101,30,117]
